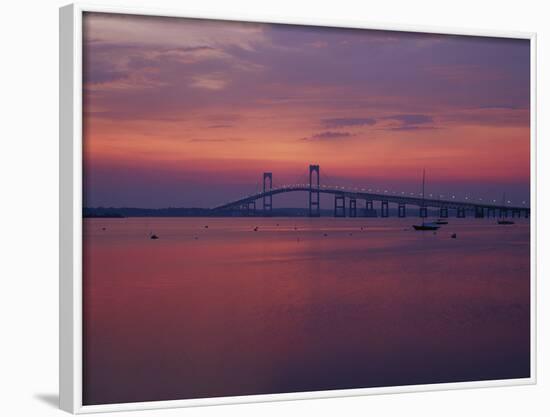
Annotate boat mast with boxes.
[422,169,426,222]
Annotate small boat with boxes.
[150,234,159,240]
[413,223,440,231]
[451,233,457,239]
[497,193,515,225]
[413,170,439,231]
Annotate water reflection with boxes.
[83,217,530,405]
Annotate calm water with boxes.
[83,217,530,405]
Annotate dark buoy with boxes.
[451,233,457,239]
[204,225,209,229]
[150,233,159,240]
[323,233,328,237]
[253,226,259,232]
[102,227,106,231]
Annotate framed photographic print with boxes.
[59,3,537,413]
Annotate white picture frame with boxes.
[59,3,537,413]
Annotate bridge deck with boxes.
[213,185,529,212]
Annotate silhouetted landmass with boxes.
[83,210,125,218]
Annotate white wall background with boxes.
[0,0,548,415]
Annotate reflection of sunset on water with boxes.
[83,218,530,405]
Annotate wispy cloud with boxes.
[303,131,354,141]
[190,73,229,91]
[380,114,436,132]
[322,117,377,128]
[207,124,234,129]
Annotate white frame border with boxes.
[59,3,537,414]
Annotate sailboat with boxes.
[497,192,514,225]
[413,169,440,231]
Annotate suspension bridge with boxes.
[212,164,530,218]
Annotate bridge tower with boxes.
[309,164,320,217]
[263,172,272,216]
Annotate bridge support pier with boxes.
[487,207,496,218]
[246,200,256,216]
[309,165,320,217]
[475,206,485,218]
[381,201,389,218]
[457,207,466,218]
[524,209,529,218]
[349,199,357,217]
[499,208,508,218]
[439,207,448,218]
[364,200,374,217]
[398,203,406,218]
[419,206,427,218]
[512,209,521,218]
[262,172,272,216]
[334,195,346,217]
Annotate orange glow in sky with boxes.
[83,13,530,208]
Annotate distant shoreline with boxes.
[83,207,449,218]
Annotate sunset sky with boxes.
[83,12,530,208]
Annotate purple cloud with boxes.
[384,114,433,125]
[322,117,377,128]
[304,131,354,141]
